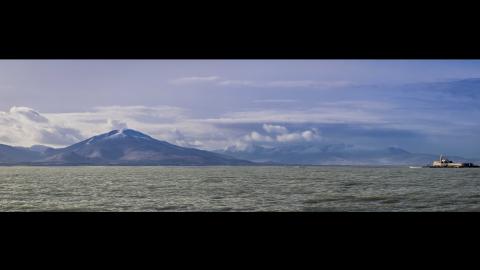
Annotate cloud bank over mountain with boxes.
[0,106,83,147]
[1,77,479,159]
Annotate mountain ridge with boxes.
[0,129,253,166]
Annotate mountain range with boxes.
[216,143,479,166]
[0,129,252,165]
[0,129,477,166]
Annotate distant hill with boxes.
[0,129,252,166]
[216,143,477,166]
[0,144,44,163]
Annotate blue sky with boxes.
[1,60,479,157]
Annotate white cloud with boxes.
[253,99,298,103]
[107,119,128,130]
[317,101,395,110]
[170,76,220,85]
[276,133,303,142]
[170,75,352,89]
[244,131,274,142]
[0,107,83,147]
[9,106,49,123]
[301,130,316,141]
[203,108,385,125]
[262,124,288,134]
[217,80,254,86]
[226,126,322,152]
[265,80,318,88]
[276,129,320,143]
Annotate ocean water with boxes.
[0,166,479,212]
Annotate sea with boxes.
[0,166,479,211]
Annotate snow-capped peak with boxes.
[83,129,154,145]
[105,129,153,140]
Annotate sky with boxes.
[1,60,480,157]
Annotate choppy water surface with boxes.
[0,166,480,211]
